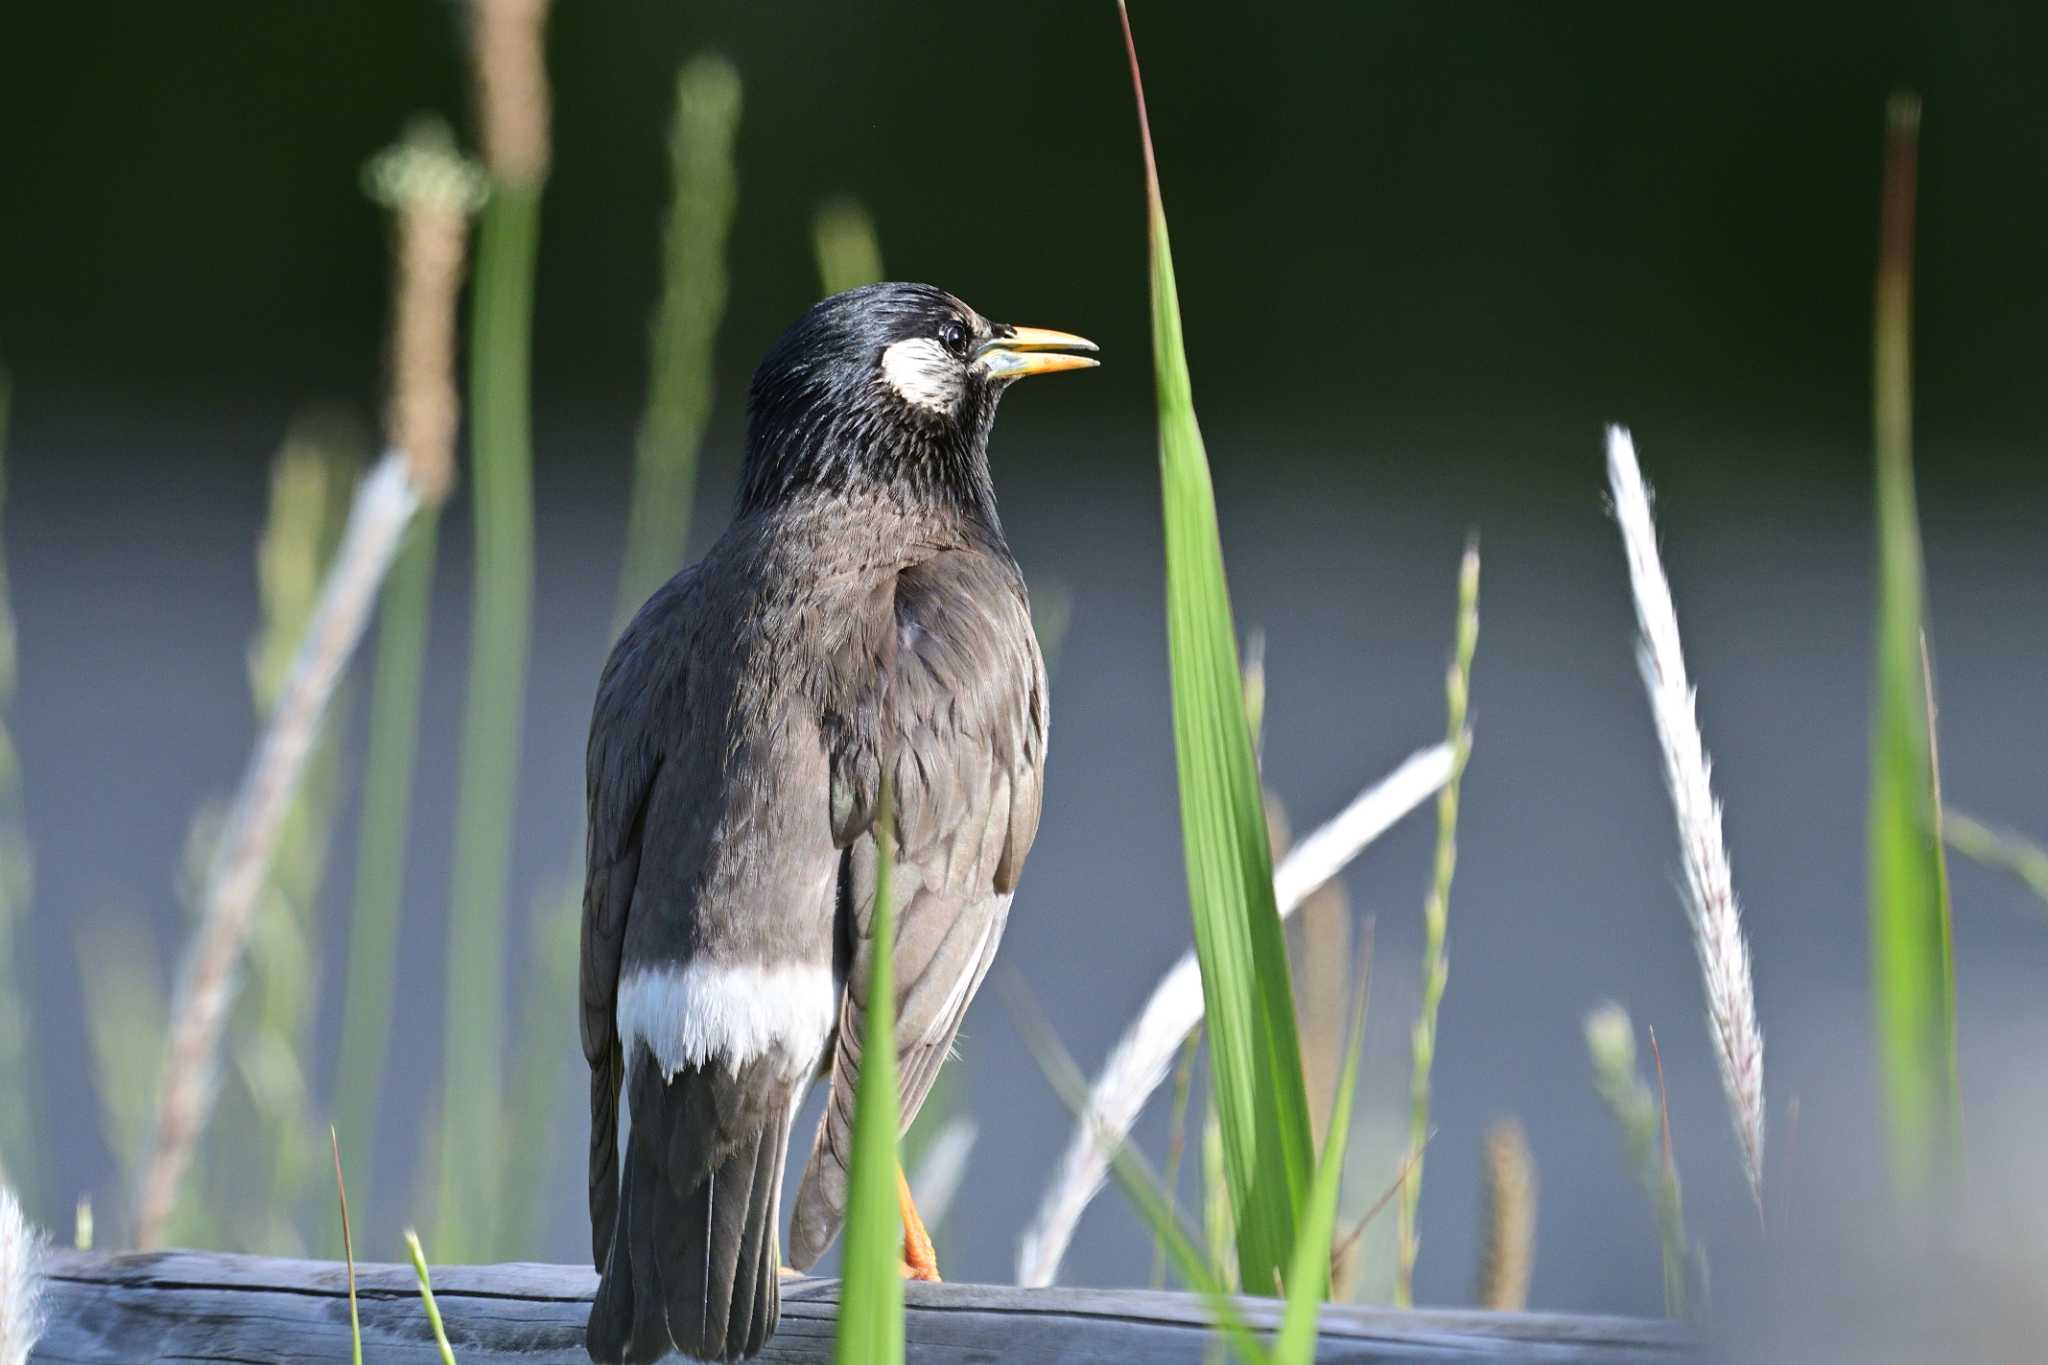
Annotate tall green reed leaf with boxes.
[339,128,479,1243]
[1115,0,1315,1295]
[614,56,742,630]
[332,517,433,1229]
[1396,541,1481,1304]
[1867,92,1958,1183]
[837,784,903,1365]
[813,199,885,296]
[439,175,541,1260]
[0,371,38,1209]
[441,0,552,1249]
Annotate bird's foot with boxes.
[898,1254,942,1283]
[778,1265,802,1279]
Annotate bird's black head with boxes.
[739,282,1096,528]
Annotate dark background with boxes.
[3,0,2045,1319]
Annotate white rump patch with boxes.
[880,337,964,413]
[617,960,837,1084]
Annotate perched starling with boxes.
[582,282,1095,1362]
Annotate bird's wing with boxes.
[789,546,1048,1268]
[579,582,678,1272]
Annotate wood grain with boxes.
[33,1250,1691,1363]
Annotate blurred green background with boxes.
[2,0,2045,1319]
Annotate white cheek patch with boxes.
[617,960,837,1084]
[880,337,965,413]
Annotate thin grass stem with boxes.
[1395,541,1481,1305]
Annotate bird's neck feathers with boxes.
[736,377,1005,538]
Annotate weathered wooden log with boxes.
[32,1250,1691,1363]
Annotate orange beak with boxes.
[975,325,1100,381]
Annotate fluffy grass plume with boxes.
[1474,1117,1537,1311]
[135,451,426,1249]
[1866,93,1959,1183]
[1396,540,1480,1305]
[0,1183,46,1365]
[439,0,553,1258]
[1016,743,1453,1287]
[1585,1005,1697,1319]
[614,55,742,629]
[836,785,904,1365]
[1605,426,1765,1215]
[335,125,481,1240]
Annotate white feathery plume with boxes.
[135,455,423,1248]
[1015,740,1457,1287]
[0,1183,48,1365]
[1605,424,1765,1214]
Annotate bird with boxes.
[581,282,1095,1363]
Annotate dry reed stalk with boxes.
[1015,741,1456,1288]
[1605,424,1766,1216]
[0,1183,46,1365]
[1474,1117,1537,1310]
[380,142,478,504]
[473,0,552,187]
[134,455,424,1248]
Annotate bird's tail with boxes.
[588,1060,793,1364]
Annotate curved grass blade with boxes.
[403,1228,460,1365]
[836,783,904,1364]
[1114,0,1314,1295]
[1867,92,1958,1185]
[1274,977,1368,1363]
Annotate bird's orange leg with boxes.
[896,1163,941,1282]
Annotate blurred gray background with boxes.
[3,0,2045,1322]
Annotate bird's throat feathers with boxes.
[736,376,1003,532]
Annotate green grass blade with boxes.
[1945,811,2048,912]
[1396,541,1481,1305]
[813,198,885,296]
[1867,92,1959,1184]
[836,784,904,1364]
[1584,1005,1697,1320]
[1116,0,1315,1295]
[1008,979,1271,1365]
[1274,982,1368,1363]
[332,517,435,1235]
[330,1129,363,1365]
[0,368,40,1210]
[1152,1025,1203,1288]
[497,883,579,1254]
[439,179,541,1259]
[403,1228,460,1365]
[614,56,742,631]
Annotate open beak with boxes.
[975,325,1100,382]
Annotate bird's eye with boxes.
[938,320,968,354]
